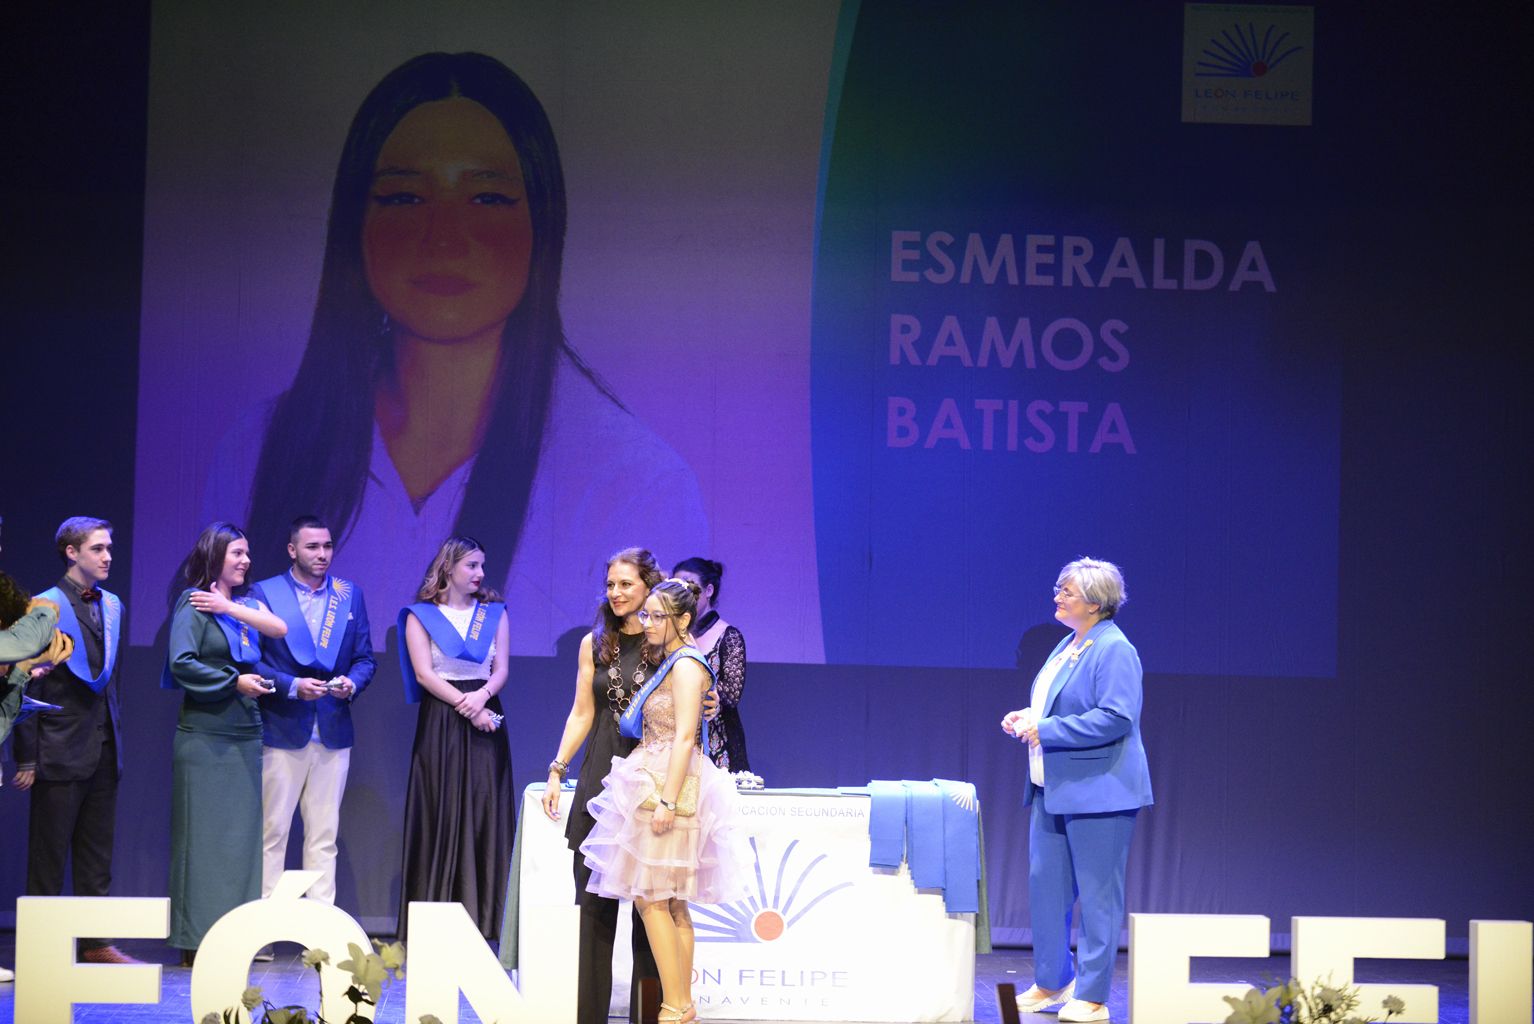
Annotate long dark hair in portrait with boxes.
[245,51,618,572]
[179,521,248,592]
[593,547,664,667]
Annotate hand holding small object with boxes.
[236,673,274,697]
[1004,707,1040,745]
[1017,709,1041,747]
[296,677,328,700]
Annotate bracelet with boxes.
[548,759,569,779]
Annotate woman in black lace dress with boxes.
[671,558,749,773]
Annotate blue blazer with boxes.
[1022,619,1153,815]
[252,575,376,750]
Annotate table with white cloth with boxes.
[503,783,985,1022]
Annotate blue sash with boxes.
[397,601,505,704]
[15,695,62,724]
[37,586,121,694]
[618,646,715,740]
[214,601,263,667]
[256,573,354,674]
[159,592,264,689]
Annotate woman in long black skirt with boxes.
[396,534,513,940]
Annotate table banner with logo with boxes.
[511,785,979,1022]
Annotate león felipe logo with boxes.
[693,838,853,943]
[1195,21,1303,78]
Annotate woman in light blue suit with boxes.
[1002,557,1152,1023]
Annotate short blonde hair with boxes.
[1056,557,1126,619]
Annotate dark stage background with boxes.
[3,1,1532,952]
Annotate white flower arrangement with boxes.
[206,939,407,1024]
[1223,976,1405,1024]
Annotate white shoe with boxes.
[1016,979,1075,1012]
[1057,998,1110,1022]
[0,965,13,983]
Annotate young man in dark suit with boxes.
[13,516,140,964]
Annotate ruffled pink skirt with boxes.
[579,743,752,904]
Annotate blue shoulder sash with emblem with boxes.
[257,573,353,674]
[396,600,505,704]
[213,598,263,668]
[159,591,264,689]
[36,585,121,694]
[618,646,715,740]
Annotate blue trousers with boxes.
[1028,800,1138,1003]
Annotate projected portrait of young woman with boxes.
[201,52,707,651]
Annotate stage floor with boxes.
[0,935,1496,1023]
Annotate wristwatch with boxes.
[658,797,678,811]
[548,759,569,779]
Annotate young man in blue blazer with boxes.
[251,516,376,911]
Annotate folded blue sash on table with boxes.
[842,778,984,918]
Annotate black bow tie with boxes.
[79,588,101,604]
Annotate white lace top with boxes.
[428,603,498,680]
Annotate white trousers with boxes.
[261,740,351,904]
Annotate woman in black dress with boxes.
[542,547,664,1024]
[396,534,513,940]
[672,557,749,773]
